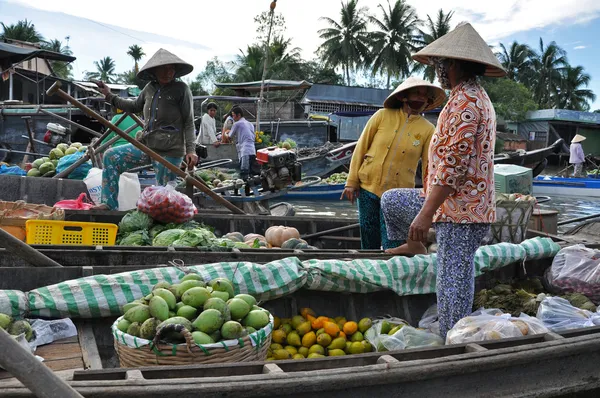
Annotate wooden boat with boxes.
[2,249,600,397]
[533,175,600,197]
[494,139,564,178]
[281,182,345,200]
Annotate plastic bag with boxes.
[446,310,548,345]
[117,172,141,211]
[365,318,441,351]
[536,296,600,332]
[418,304,440,336]
[54,193,95,210]
[137,183,197,224]
[0,164,26,176]
[544,245,600,303]
[56,152,91,180]
[84,168,103,205]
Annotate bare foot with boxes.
[385,240,427,255]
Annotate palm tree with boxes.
[127,44,145,74]
[84,56,117,83]
[317,0,371,85]
[557,65,596,111]
[233,45,265,82]
[528,38,568,108]
[369,0,421,89]
[496,41,534,82]
[0,19,44,42]
[233,37,303,82]
[414,9,453,82]
[41,39,73,79]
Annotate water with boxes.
[287,195,600,234]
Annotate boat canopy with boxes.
[214,80,312,92]
[192,95,260,103]
[0,41,76,66]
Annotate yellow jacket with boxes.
[346,108,434,198]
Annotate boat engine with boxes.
[256,147,302,191]
[43,123,70,147]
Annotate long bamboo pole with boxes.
[46,81,244,214]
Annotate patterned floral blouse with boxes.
[423,79,496,223]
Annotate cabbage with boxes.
[149,224,168,240]
[119,230,150,246]
[119,210,153,234]
[212,238,237,248]
[233,242,251,249]
[172,229,216,247]
[152,229,186,246]
[179,220,202,230]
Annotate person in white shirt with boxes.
[196,102,219,145]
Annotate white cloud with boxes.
[574,45,587,50]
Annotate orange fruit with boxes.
[343,321,358,336]
[311,318,323,330]
[300,308,316,319]
[306,314,316,324]
[338,331,346,339]
[324,322,340,338]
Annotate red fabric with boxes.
[54,193,95,210]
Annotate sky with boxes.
[1,0,600,109]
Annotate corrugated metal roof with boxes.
[302,84,391,106]
[526,109,600,125]
[214,80,312,92]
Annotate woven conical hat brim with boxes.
[384,77,446,111]
[137,48,194,81]
[412,23,506,78]
[572,134,586,143]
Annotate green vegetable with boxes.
[149,224,168,240]
[119,230,151,246]
[153,229,186,246]
[119,210,153,234]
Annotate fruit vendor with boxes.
[381,23,505,339]
[340,77,445,250]
[95,48,198,210]
[224,106,257,180]
[569,134,586,177]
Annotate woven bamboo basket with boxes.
[486,198,535,245]
[112,316,273,367]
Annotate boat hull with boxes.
[533,176,600,197]
[282,183,345,200]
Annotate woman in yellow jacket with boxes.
[341,77,445,249]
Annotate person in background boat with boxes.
[381,22,505,339]
[100,107,143,148]
[224,106,256,180]
[220,112,234,144]
[195,102,219,146]
[94,48,197,210]
[340,77,445,250]
[570,134,586,177]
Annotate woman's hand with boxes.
[94,81,111,97]
[340,187,359,204]
[185,153,198,169]
[408,212,433,243]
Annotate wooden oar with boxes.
[557,213,600,226]
[0,227,63,267]
[46,81,244,215]
[0,328,83,398]
[302,223,359,240]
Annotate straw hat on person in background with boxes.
[384,77,446,111]
[412,22,506,78]
[572,134,587,143]
[137,48,193,81]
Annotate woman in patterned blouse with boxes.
[381,22,507,339]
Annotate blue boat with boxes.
[281,183,345,200]
[533,175,600,197]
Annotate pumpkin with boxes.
[0,225,26,242]
[223,232,244,242]
[243,233,267,243]
[265,226,300,247]
[281,238,308,250]
[245,239,268,248]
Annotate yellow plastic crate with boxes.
[26,220,118,246]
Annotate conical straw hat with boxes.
[137,48,194,81]
[572,134,586,143]
[412,23,506,78]
[384,77,446,111]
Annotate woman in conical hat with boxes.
[569,134,586,177]
[381,22,506,339]
[95,48,196,210]
[340,77,445,250]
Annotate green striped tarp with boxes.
[0,237,560,319]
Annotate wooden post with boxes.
[46,81,245,214]
[0,227,63,267]
[0,328,83,398]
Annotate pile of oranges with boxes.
[267,307,373,360]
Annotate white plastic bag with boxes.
[545,245,600,303]
[418,304,440,336]
[536,296,600,332]
[84,168,141,210]
[446,310,548,345]
[117,172,141,211]
[84,167,103,205]
[365,318,443,351]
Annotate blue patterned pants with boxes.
[380,188,489,338]
[357,188,402,250]
[101,144,183,210]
